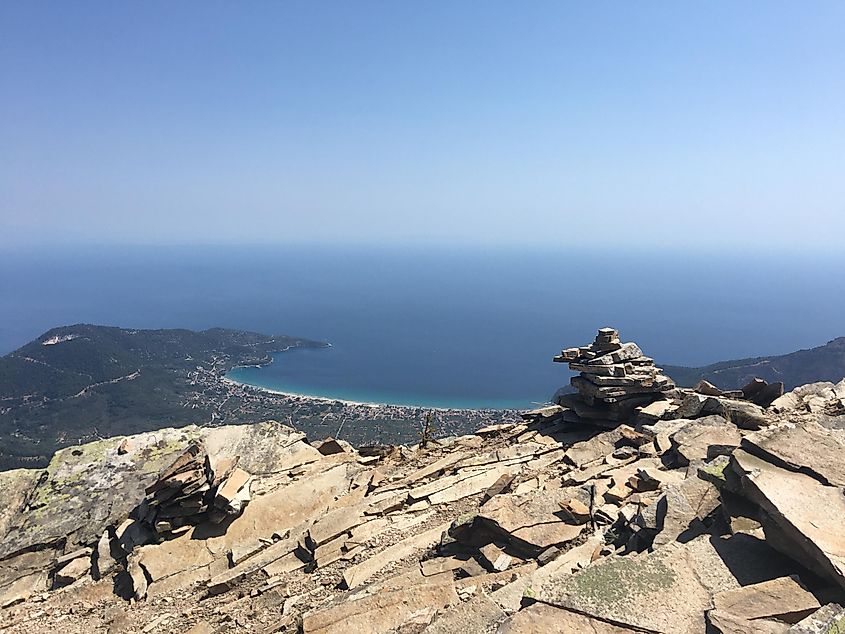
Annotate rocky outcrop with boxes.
[1,329,844,633]
[771,379,845,415]
[665,335,845,392]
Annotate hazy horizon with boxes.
[2,2,844,250]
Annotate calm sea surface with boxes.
[3,245,844,409]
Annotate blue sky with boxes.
[1,2,843,249]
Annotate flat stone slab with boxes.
[307,506,363,549]
[428,468,514,505]
[0,570,48,609]
[303,579,458,634]
[730,449,845,591]
[707,609,789,634]
[564,429,621,468]
[538,533,801,633]
[669,415,740,466]
[410,466,509,502]
[492,533,604,612]
[54,555,92,586]
[712,575,820,623]
[207,530,301,594]
[421,594,505,633]
[702,396,768,430]
[341,522,450,589]
[498,602,640,633]
[479,497,583,554]
[651,472,720,548]
[742,421,845,487]
[583,342,645,366]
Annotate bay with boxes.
[2,244,843,409]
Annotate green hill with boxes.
[0,325,325,469]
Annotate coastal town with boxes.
[187,357,521,447]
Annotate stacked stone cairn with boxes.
[553,327,675,426]
[137,441,252,537]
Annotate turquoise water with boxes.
[227,347,536,409]
[3,245,845,410]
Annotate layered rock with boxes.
[771,379,845,414]
[135,442,254,537]
[552,328,675,425]
[139,442,215,535]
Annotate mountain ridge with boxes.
[665,336,845,390]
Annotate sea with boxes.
[2,245,844,409]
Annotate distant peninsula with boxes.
[0,325,322,468]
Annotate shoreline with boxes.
[221,376,384,409]
[226,342,323,372]
[221,375,528,413]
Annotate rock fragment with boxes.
[558,498,591,524]
[53,555,91,587]
[669,415,741,465]
[315,437,348,456]
[213,466,252,517]
[478,543,513,572]
[93,529,119,579]
[711,575,820,624]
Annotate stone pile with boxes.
[552,327,675,424]
[137,441,253,537]
[531,327,780,432]
[139,442,214,535]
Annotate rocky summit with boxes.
[1,329,845,634]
